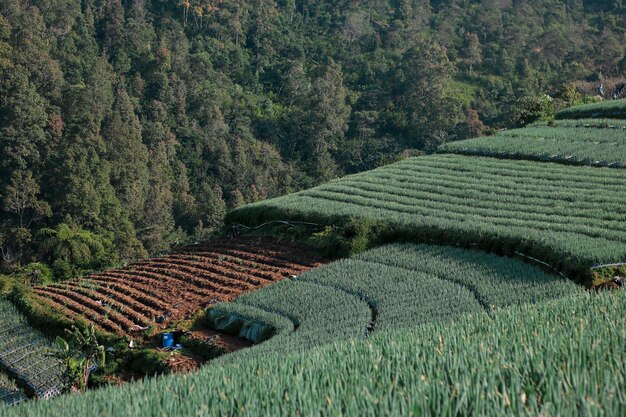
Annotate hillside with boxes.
[205,244,579,357]
[0,98,621,414]
[441,101,626,168]
[228,154,626,283]
[0,1,625,413]
[3,290,624,416]
[1,0,626,274]
[556,98,626,119]
[32,236,323,336]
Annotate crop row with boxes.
[531,118,626,129]
[0,300,65,399]
[227,154,626,282]
[556,98,626,119]
[35,237,324,336]
[498,126,626,142]
[8,271,620,416]
[206,244,579,359]
[440,126,626,168]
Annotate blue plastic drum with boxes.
[162,333,174,348]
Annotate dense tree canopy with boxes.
[0,0,624,273]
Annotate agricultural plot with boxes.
[212,279,372,353]
[206,244,579,357]
[441,126,626,168]
[34,237,324,336]
[0,372,27,407]
[6,290,622,416]
[531,118,626,129]
[227,154,626,282]
[0,299,65,399]
[556,98,626,119]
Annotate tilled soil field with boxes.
[34,237,324,337]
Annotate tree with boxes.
[341,11,371,45]
[1,170,50,267]
[301,61,351,181]
[2,170,51,229]
[391,39,464,150]
[460,109,487,139]
[463,32,482,77]
[510,94,554,127]
[0,69,47,182]
[140,137,176,254]
[53,325,105,392]
[103,86,149,224]
[38,223,111,275]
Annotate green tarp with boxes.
[206,309,275,344]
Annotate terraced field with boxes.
[206,244,580,356]
[227,154,626,281]
[0,300,65,399]
[556,98,626,119]
[441,125,626,168]
[532,118,626,129]
[34,237,324,336]
[6,289,622,417]
[5,101,626,415]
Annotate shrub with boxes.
[23,262,54,285]
[510,94,555,127]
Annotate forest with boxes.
[1,0,625,279]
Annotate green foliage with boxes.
[441,124,626,168]
[126,350,168,377]
[0,275,15,295]
[37,224,113,279]
[50,260,75,281]
[52,325,105,392]
[556,98,626,120]
[509,94,555,127]
[355,245,579,310]
[22,263,53,286]
[178,336,225,361]
[4,290,624,416]
[52,337,84,393]
[213,279,372,355]
[209,243,578,360]
[531,118,626,129]
[227,154,626,284]
[553,83,583,110]
[311,218,377,259]
[2,0,624,267]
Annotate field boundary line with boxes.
[291,280,377,338]
[351,258,491,313]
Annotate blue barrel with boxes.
[162,333,174,348]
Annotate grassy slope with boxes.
[4,290,624,417]
[206,244,579,360]
[531,118,626,129]
[441,126,626,168]
[556,98,626,120]
[227,154,626,282]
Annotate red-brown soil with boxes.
[164,353,204,374]
[34,236,324,337]
[188,328,253,353]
